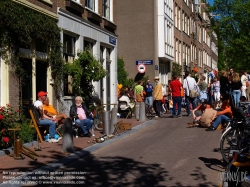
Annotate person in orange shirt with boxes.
[206,94,232,131]
[43,97,68,124]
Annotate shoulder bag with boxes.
[187,78,199,98]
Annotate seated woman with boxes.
[43,97,68,124]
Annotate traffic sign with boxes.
[137,64,146,73]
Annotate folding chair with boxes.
[29,107,44,143]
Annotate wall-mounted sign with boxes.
[136,60,153,65]
[155,65,158,70]
[109,36,116,45]
[137,64,146,73]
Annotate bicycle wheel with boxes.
[94,114,103,131]
[220,127,239,163]
[145,105,155,120]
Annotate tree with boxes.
[208,0,250,72]
[117,58,128,86]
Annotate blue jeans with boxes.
[38,119,56,138]
[75,119,93,134]
[185,96,197,115]
[211,115,231,129]
[145,96,153,106]
[172,96,182,116]
[232,90,241,107]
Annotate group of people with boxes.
[118,76,166,118]
[34,91,94,142]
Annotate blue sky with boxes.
[206,0,214,5]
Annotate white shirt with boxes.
[34,100,43,108]
[183,76,197,96]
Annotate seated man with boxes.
[43,97,68,124]
[34,91,60,143]
[192,99,211,123]
[206,94,232,131]
[70,96,93,137]
[190,99,211,127]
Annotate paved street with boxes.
[52,115,225,187]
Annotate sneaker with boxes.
[205,126,216,131]
[48,138,59,143]
[155,116,159,118]
[187,114,191,117]
[57,137,62,140]
[177,115,182,118]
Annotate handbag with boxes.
[186,79,199,98]
[246,82,249,87]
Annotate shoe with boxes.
[48,138,59,143]
[83,133,91,137]
[206,126,216,131]
[57,137,62,140]
[177,115,182,118]
[155,116,159,118]
[187,114,191,117]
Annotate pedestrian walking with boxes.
[153,76,163,118]
[169,74,183,118]
[183,71,198,116]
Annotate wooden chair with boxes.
[29,108,44,143]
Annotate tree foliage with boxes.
[64,50,107,101]
[209,0,250,72]
[172,62,182,77]
[117,58,128,85]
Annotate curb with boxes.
[0,120,156,187]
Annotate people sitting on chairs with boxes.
[34,91,60,143]
[43,97,68,125]
[70,96,93,137]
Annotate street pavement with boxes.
[1,113,225,187]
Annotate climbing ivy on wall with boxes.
[0,0,63,99]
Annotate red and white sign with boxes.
[137,64,146,73]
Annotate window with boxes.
[103,0,110,20]
[84,40,94,54]
[85,0,95,10]
[63,34,76,56]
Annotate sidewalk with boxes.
[0,118,152,184]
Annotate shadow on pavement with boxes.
[199,157,225,172]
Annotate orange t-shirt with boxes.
[43,104,57,115]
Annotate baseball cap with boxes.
[37,91,48,97]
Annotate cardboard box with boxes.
[120,123,131,130]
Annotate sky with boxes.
[206,0,214,6]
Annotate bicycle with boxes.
[145,103,155,120]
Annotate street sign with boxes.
[136,60,153,65]
[137,64,146,73]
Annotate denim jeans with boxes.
[172,96,182,116]
[185,96,197,115]
[75,119,93,134]
[145,96,153,106]
[38,119,56,138]
[211,115,231,129]
[232,90,241,107]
